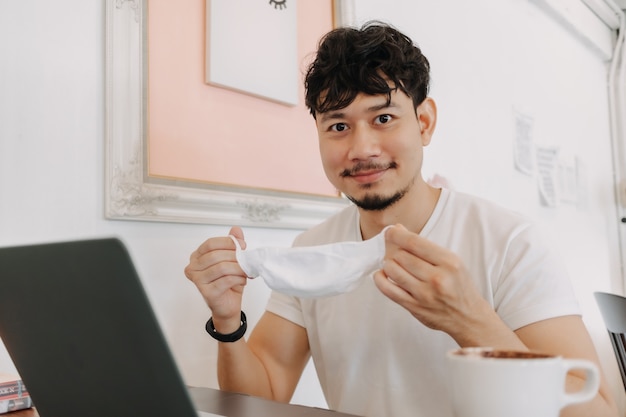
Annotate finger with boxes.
[381,257,437,301]
[194,253,247,283]
[195,236,237,256]
[373,270,416,306]
[386,224,450,266]
[193,227,246,259]
[205,274,248,296]
[384,248,437,285]
[185,245,247,284]
[186,246,236,273]
[229,226,247,250]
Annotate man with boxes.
[185,22,618,417]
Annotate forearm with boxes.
[211,313,275,399]
[560,394,618,417]
[453,311,619,417]
[560,374,619,417]
[453,319,618,416]
[217,339,275,400]
[214,312,309,403]
[448,299,528,350]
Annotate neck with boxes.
[358,182,441,240]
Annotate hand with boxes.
[184,226,248,332]
[373,224,491,339]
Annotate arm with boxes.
[218,311,310,402]
[185,227,310,402]
[373,224,618,417]
[515,316,618,417]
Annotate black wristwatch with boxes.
[205,311,247,342]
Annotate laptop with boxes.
[0,238,360,417]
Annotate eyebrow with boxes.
[318,100,398,123]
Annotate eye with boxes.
[269,0,287,10]
[331,123,348,132]
[375,114,392,124]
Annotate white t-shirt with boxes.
[266,188,580,417]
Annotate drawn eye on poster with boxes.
[206,0,298,105]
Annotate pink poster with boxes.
[147,0,339,198]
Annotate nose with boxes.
[347,124,382,161]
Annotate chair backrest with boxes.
[594,291,626,391]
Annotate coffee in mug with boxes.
[446,347,599,417]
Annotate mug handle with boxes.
[560,359,600,407]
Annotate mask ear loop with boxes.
[229,234,255,279]
[228,234,243,251]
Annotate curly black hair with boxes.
[304,21,430,118]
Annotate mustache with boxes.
[340,161,397,178]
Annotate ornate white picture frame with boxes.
[105,0,354,229]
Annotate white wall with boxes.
[0,0,624,414]
[0,0,316,404]
[351,0,625,413]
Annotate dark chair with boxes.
[594,291,626,391]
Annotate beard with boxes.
[340,161,414,211]
[346,183,410,211]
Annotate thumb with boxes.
[228,226,247,250]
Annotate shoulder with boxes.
[448,189,524,217]
[428,189,543,255]
[444,189,531,231]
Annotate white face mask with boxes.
[229,227,389,298]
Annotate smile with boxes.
[349,169,387,184]
[341,161,396,185]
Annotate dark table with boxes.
[9,386,362,417]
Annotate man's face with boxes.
[315,89,433,211]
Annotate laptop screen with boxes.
[0,238,202,417]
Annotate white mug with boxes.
[446,347,600,417]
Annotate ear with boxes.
[416,97,437,146]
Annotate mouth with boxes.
[340,162,396,185]
[349,169,386,184]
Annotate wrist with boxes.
[211,314,243,334]
[206,311,247,343]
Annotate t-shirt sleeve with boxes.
[266,290,306,327]
[494,222,581,330]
